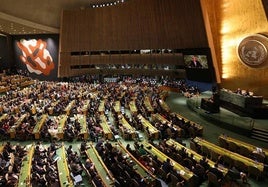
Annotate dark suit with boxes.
[189,60,203,68]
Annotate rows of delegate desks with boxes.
[17,144,73,187]
[137,114,159,140]
[86,143,115,187]
[218,134,268,163]
[143,142,197,186]
[193,137,265,173]
[165,139,228,175]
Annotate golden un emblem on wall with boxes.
[237,34,268,68]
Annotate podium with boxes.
[201,98,220,113]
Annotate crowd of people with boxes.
[0,73,254,186]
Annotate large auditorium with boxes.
[0,0,268,186]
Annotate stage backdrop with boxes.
[13,34,59,81]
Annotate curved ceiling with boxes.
[0,0,127,35]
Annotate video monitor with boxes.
[184,55,208,69]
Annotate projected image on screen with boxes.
[184,55,208,69]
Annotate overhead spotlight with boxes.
[92,5,95,8]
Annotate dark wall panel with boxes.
[0,35,10,71]
[60,0,208,52]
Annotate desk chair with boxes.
[248,165,263,181]
[207,171,222,187]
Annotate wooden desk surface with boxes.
[194,137,264,172]
[219,135,268,158]
[143,142,194,181]
[57,115,68,138]
[166,139,228,175]
[138,114,159,138]
[119,115,136,133]
[174,113,203,132]
[98,100,105,113]
[113,101,121,113]
[87,143,114,187]
[144,97,154,112]
[99,114,114,140]
[159,99,170,113]
[129,100,138,113]
[56,145,73,186]
[65,100,75,115]
[18,145,34,187]
[77,114,88,139]
[117,142,156,183]
[152,113,182,134]
[32,114,48,134]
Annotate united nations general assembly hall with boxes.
[0,0,268,186]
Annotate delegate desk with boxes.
[118,115,137,140]
[117,142,156,185]
[98,100,105,114]
[113,101,121,113]
[32,114,48,139]
[193,137,264,172]
[0,113,8,122]
[81,99,90,115]
[174,113,203,136]
[18,145,34,187]
[87,143,115,187]
[143,142,195,186]
[57,115,68,140]
[56,145,74,187]
[48,100,60,115]
[166,139,228,175]
[65,100,76,116]
[137,114,159,140]
[129,100,138,114]
[151,113,182,137]
[219,134,268,163]
[99,114,114,140]
[158,99,171,113]
[9,113,28,139]
[77,114,89,140]
[144,97,154,113]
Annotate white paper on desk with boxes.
[179,170,185,175]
